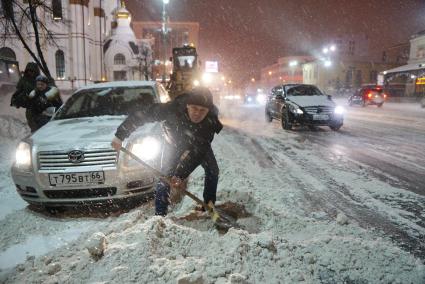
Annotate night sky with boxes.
[126,0,425,85]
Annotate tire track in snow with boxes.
[261,136,425,259]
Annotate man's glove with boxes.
[168,176,186,204]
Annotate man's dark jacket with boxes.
[10,63,39,108]
[115,95,223,178]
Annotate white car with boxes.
[11,81,170,208]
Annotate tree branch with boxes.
[28,0,52,80]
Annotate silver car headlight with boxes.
[15,142,31,168]
[289,104,303,114]
[130,137,161,161]
[334,106,345,115]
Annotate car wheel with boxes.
[265,110,273,122]
[377,103,383,108]
[281,109,292,130]
[329,123,343,131]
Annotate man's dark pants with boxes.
[155,143,219,216]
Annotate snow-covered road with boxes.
[1,98,424,283]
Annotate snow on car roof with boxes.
[76,81,157,91]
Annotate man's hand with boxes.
[111,137,123,151]
[168,176,186,204]
[170,176,184,191]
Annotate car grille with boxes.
[302,106,334,115]
[44,187,117,199]
[38,149,117,170]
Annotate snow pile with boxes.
[4,202,424,283]
[0,115,29,140]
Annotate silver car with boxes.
[11,81,170,207]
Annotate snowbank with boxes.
[3,209,424,283]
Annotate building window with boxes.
[0,47,16,60]
[114,53,126,65]
[55,50,65,79]
[52,0,62,20]
[355,70,362,87]
[369,70,377,83]
[348,40,355,56]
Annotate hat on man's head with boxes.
[186,87,213,110]
[35,75,49,84]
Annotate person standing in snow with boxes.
[10,62,40,127]
[111,87,223,216]
[25,75,63,132]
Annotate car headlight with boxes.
[334,106,345,115]
[256,94,266,104]
[130,137,161,161]
[15,142,31,168]
[289,104,303,114]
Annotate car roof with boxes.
[76,80,158,91]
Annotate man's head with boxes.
[35,75,49,91]
[186,87,213,123]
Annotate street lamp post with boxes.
[162,0,169,83]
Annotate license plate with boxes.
[49,171,105,186]
[313,114,329,120]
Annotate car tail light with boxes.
[367,93,373,98]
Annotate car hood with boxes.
[287,96,336,108]
[29,116,158,151]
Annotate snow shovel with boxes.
[120,147,239,231]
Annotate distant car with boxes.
[244,93,267,105]
[11,81,170,208]
[348,86,387,107]
[265,84,344,131]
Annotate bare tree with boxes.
[139,41,153,81]
[0,0,61,82]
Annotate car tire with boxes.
[265,110,273,122]
[281,109,292,130]
[377,103,383,108]
[329,123,343,131]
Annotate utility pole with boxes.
[162,0,169,83]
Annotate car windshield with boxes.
[54,86,156,120]
[286,85,324,96]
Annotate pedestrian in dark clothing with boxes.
[10,62,40,109]
[111,87,223,216]
[25,75,63,132]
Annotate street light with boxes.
[324,60,332,67]
[289,60,298,67]
[161,0,169,83]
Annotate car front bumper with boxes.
[292,112,344,126]
[11,163,156,207]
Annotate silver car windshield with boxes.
[54,86,156,120]
[286,85,324,97]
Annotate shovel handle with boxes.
[119,147,215,211]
